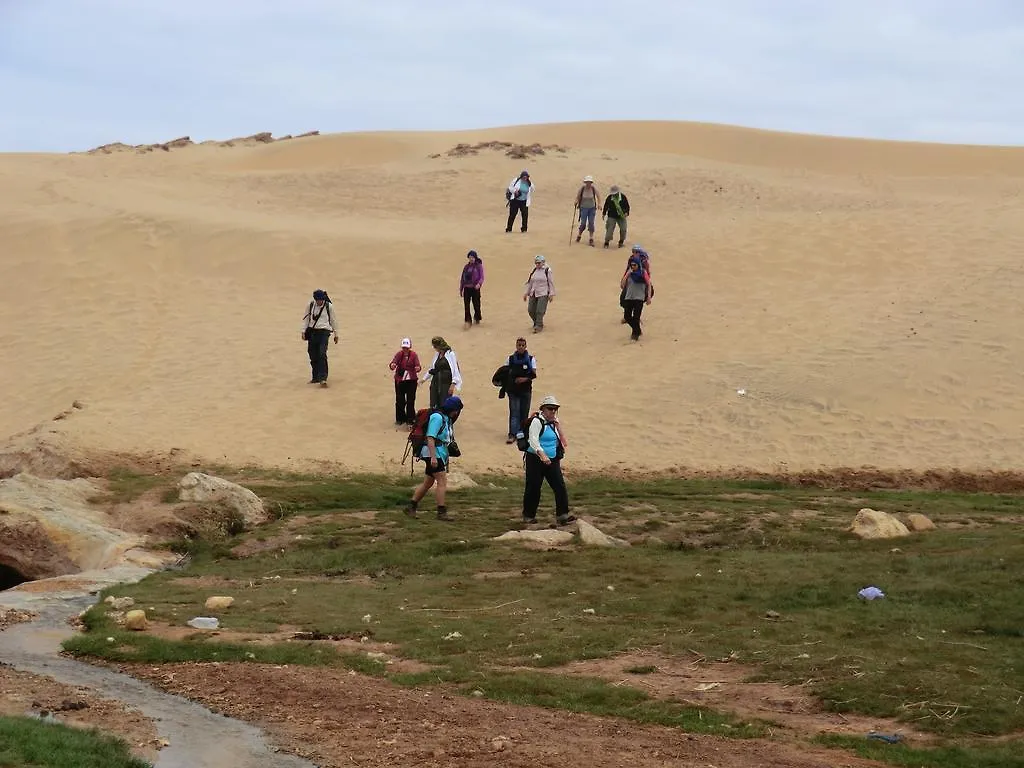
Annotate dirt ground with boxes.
[0,664,160,762]
[114,661,891,768]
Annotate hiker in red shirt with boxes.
[389,338,422,426]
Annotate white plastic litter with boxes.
[858,586,886,600]
[186,617,220,629]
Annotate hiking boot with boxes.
[588,238,595,246]
[575,233,582,243]
[618,241,625,248]
[506,435,515,444]
[603,241,610,248]
[521,516,538,525]
[436,506,452,522]
[405,501,418,518]
[320,381,329,388]
[555,515,577,526]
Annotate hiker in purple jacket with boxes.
[460,250,485,328]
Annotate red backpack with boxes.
[402,408,437,470]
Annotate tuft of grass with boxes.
[817,734,1024,768]
[0,715,152,767]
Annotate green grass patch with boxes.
[69,471,1024,752]
[0,715,151,768]
[817,734,1024,768]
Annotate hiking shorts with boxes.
[424,456,449,476]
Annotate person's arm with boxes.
[527,355,537,380]
[622,194,630,216]
[476,262,484,289]
[389,352,400,371]
[421,352,438,383]
[644,272,653,303]
[448,350,463,392]
[602,196,610,218]
[412,351,422,375]
[300,302,312,335]
[425,413,441,464]
[552,418,567,449]
[547,269,555,299]
[327,303,339,342]
[620,272,629,289]
[527,417,548,461]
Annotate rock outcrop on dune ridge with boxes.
[83,130,321,155]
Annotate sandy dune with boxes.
[3,121,1024,476]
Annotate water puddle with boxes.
[0,566,317,768]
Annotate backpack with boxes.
[402,408,448,472]
[515,413,544,452]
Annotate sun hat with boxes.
[534,254,546,264]
[539,394,561,409]
[401,338,411,348]
[441,396,464,412]
[583,175,594,182]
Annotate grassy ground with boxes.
[0,716,151,768]
[65,470,1024,766]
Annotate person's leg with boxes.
[429,378,442,409]
[433,469,450,520]
[472,288,482,322]
[394,381,403,424]
[506,202,518,232]
[527,296,538,328]
[313,330,330,382]
[508,393,521,439]
[521,205,529,232]
[546,460,573,523]
[585,209,596,241]
[620,287,629,323]
[534,295,549,329]
[522,453,544,521]
[523,390,532,423]
[307,335,318,382]
[626,300,642,339]
[604,216,615,246]
[405,381,418,423]
[463,291,472,324]
[619,217,628,246]
[407,471,435,516]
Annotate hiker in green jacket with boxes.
[602,185,631,248]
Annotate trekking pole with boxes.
[568,205,578,245]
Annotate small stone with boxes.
[905,513,936,532]
[204,596,234,610]
[471,689,485,697]
[123,610,148,631]
[766,610,781,619]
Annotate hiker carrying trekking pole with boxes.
[574,175,600,246]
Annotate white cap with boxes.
[401,338,411,348]
[540,394,561,408]
[583,175,594,182]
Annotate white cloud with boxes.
[1,0,1021,150]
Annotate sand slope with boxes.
[3,121,1024,475]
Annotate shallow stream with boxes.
[0,568,317,768]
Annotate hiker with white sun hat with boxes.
[521,393,574,526]
[573,175,601,246]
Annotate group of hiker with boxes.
[298,169,652,525]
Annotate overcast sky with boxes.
[1,0,1021,152]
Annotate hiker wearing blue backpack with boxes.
[406,396,464,522]
[502,337,537,444]
[521,394,575,526]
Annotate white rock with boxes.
[492,529,574,549]
[577,519,630,548]
[204,596,234,610]
[176,472,267,526]
[105,596,135,610]
[849,508,910,539]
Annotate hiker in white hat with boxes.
[389,338,421,425]
[521,394,574,526]
[574,175,600,246]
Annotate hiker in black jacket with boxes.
[602,185,631,248]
